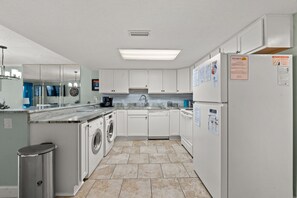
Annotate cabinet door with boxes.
[114,70,129,93]
[99,70,114,93]
[220,37,238,53]
[177,68,190,93]
[190,66,194,93]
[116,110,127,136]
[129,70,148,89]
[170,110,180,136]
[239,19,264,54]
[163,70,177,93]
[80,122,88,180]
[148,70,163,93]
[128,116,148,136]
[180,112,186,138]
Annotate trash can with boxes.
[17,143,57,198]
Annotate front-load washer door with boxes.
[107,120,115,143]
[92,129,102,154]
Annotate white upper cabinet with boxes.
[190,66,194,93]
[99,70,129,94]
[113,70,129,93]
[148,70,163,93]
[162,70,177,93]
[129,70,148,89]
[238,15,293,54]
[177,68,190,93]
[239,19,264,54]
[148,70,177,93]
[220,37,238,54]
[99,70,114,93]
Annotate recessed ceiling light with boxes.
[119,49,181,60]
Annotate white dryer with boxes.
[104,112,115,156]
[86,117,104,177]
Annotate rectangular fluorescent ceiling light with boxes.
[119,49,181,60]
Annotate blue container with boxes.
[184,100,189,108]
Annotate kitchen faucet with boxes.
[139,95,149,106]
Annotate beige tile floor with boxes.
[58,139,211,198]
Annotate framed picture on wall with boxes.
[92,79,99,91]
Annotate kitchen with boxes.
[0,1,296,198]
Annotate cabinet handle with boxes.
[177,90,179,92]
[145,85,147,87]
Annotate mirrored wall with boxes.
[23,64,81,108]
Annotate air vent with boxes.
[129,30,150,37]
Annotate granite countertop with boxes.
[30,107,115,123]
[27,105,185,124]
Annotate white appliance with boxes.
[104,112,115,156]
[180,109,193,155]
[148,110,170,139]
[86,117,104,177]
[127,110,148,136]
[193,53,293,198]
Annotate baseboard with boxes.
[0,186,17,198]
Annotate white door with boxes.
[162,70,177,93]
[148,70,163,93]
[99,70,114,93]
[193,102,227,198]
[169,110,180,136]
[177,68,190,93]
[116,110,127,136]
[179,111,186,139]
[193,53,228,103]
[80,122,89,180]
[114,70,129,93]
[129,70,148,89]
[148,111,170,137]
[238,19,264,54]
[127,116,148,136]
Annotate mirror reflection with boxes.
[23,64,81,108]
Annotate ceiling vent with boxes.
[129,30,150,37]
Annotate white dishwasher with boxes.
[127,110,148,136]
[148,110,170,139]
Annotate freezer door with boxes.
[228,54,293,198]
[193,102,227,198]
[193,53,228,103]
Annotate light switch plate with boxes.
[4,118,12,129]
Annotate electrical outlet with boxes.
[4,118,12,129]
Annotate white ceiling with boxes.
[0,0,296,69]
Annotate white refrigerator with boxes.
[193,53,293,198]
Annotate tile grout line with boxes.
[85,179,97,198]
[177,177,187,198]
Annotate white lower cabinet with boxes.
[169,110,180,136]
[127,110,148,136]
[180,110,193,156]
[116,110,127,136]
[80,122,88,181]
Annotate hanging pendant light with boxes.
[73,71,79,87]
[0,45,22,80]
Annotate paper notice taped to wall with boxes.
[230,55,249,80]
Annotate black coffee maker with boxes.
[100,96,113,107]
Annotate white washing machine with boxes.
[86,117,104,177]
[104,112,115,156]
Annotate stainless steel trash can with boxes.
[17,143,57,198]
